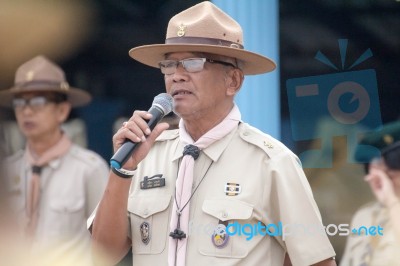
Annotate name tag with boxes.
[140,174,165,189]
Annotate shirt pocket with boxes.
[128,194,172,255]
[199,198,254,259]
[48,197,85,235]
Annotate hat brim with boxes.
[129,44,276,75]
[0,86,91,108]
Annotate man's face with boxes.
[384,167,400,195]
[370,158,400,195]
[163,52,238,122]
[13,92,70,141]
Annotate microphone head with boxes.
[153,93,173,115]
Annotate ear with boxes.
[225,68,244,96]
[56,102,72,123]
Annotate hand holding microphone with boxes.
[110,93,173,173]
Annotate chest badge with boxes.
[225,182,241,196]
[211,223,229,248]
[140,222,151,245]
[140,174,165,189]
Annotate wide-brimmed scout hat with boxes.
[354,121,400,163]
[0,55,91,108]
[129,1,276,75]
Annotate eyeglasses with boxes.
[158,58,236,75]
[13,96,53,111]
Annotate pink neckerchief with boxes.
[168,105,241,266]
[24,133,72,238]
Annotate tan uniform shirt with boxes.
[123,123,335,266]
[5,143,108,265]
[341,202,400,266]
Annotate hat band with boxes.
[15,80,70,91]
[165,36,244,49]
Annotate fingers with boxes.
[148,122,170,141]
[112,111,170,152]
[119,111,150,138]
[127,110,153,138]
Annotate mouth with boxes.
[172,89,193,97]
[22,121,35,129]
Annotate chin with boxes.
[173,105,190,115]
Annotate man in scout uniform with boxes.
[91,2,337,265]
[0,55,109,265]
[341,121,400,265]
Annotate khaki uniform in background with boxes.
[340,202,400,266]
[112,122,336,265]
[5,142,109,265]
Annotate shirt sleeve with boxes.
[267,151,336,266]
[84,154,109,217]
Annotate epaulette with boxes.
[238,123,288,159]
[69,145,106,166]
[155,129,179,142]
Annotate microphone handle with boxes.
[110,106,164,169]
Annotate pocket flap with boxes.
[128,195,171,219]
[202,199,253,221]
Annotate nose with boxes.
[172,63,189,82]
[17,104,35,114]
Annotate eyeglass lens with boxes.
[13,96,48,110]
[159,58,206,74]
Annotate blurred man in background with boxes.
[0,55,108,265]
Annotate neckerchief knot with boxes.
[31,165,42,175]
[183,144,200,160]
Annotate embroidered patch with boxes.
[140,222,151,245]
[211,223,229,248]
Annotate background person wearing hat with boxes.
[341,121,400,265]
[0,55,109,265]
[91,2,336,266]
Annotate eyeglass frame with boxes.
[12,93,67,111]
[158,57,237,75]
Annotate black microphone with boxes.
[110,93,173,169]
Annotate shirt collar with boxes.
[172,124,238,162]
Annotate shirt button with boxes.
[243,132,249,136]
[143,209,149,216]
[222,212,228,218]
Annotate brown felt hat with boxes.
[0,55,91,108]
[129,1,276,75]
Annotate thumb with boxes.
[147,122,170,142]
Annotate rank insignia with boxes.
[140,174,165,189]
[224,182,241,196]
[263,140,274,149]
[211,223,229,248]
[140,222,151,245]
[177,24,186,37]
